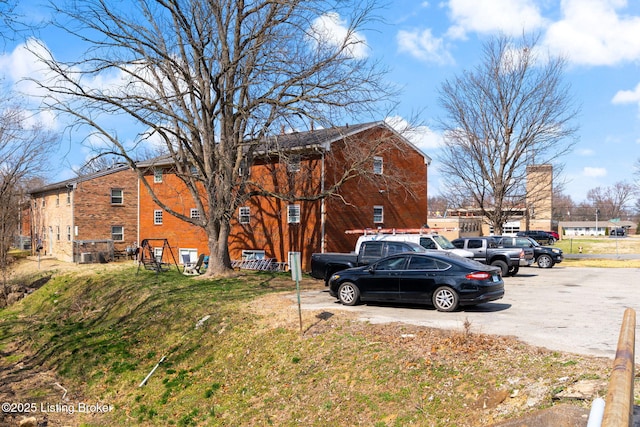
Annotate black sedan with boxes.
[328,252,504,312]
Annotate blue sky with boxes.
[2,0,640,204]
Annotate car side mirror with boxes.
[368,265,376,273]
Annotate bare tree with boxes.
[436,34,578,234]
[30,0,397,275]
[586,181,637,220]
[0,101,57,286]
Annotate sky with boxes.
[2,0,640,204]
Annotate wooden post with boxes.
[602,308,636,427]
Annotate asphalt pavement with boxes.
[296,265,640,358]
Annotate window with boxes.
[373,205,384,223]
[190,208,200,219]
[56,226,60,241]
[67,226,71,241]
[362,242,383,258]
[179,248,198,264]
[287,204,300,224]
[239,207,250,224]
[154,210,163,225]
[111,188,123,205]
[154,168,163,183]
[242,250,265,260]
[408,256,439,270]
[373,156,383,174]
[153,247,163,262]
[66,189,71,204]
[375,256,406,271]
[288,154,301,172]
[111,226,124,242]
[56,194,59,206]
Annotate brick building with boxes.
[29,165,138,262]
[28,122,431,271]
[137,121,431,270]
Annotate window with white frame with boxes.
[153,247,163,262]
[111,226,124,241]
[56,226,60,240]
[373,205,384,223]
[179,248,198,264]
[287,204,301,224]
[154,168,163,183]
[67,226,72,241]
[288,154,301,172]
[373,156,383,174]
[242,249,265,260]
[239,207,250,224]
[190,208,200,219]
[66,189,71,204]
[154,210,163,225]
[111,188,123,205]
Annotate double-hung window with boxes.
[154,210,163,225]
[154,168,163,183]
[112,226,124,241]
[287,204,301,224]
[373,156,383,175]
[239,207,250,224]
[373,206,384,223]
[111,188,123,205]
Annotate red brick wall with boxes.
[137,126,428,271]
[74,168,139,252]
[138,170,209,263]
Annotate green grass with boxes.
[0,262,633,426]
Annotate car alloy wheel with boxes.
[432,286,459,312]
[338,282,360,306]
[537,254,553,268]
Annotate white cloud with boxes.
[543,0,640,66]
[447,0,547,38]
[583,166,607,177]
[310,12,369,59]
[397,28,454,64]
[612,82,640,105]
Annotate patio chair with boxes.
[183,253,205,276]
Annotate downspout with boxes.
[320,150,326,253]
[137,174,140,249]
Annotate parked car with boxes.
[494,236,563,268]
[546,231,560,241]
[310,241,429,284]
[354,233,474,259]
[516,230,556,245]
[450,236,534,276]
[328,251,504,312]
[610,227,626,237]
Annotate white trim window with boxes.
[154,168,163,183]
[287,204,301,224]
[154,210,163,225]
[111,188,123,205]
[373,156,383,175]
[111,226,124,242]
[373,205,384,223]
[288,154,301,172]
[190,208,200,219]
[239,206,250,224]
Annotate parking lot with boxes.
[297,265,640,358]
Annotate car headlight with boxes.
[552,249,561,253]
[330,274,340,281]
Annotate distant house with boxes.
[559,220,636,237]
[28,165,138,262]
[137,121,431,270]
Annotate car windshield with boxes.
[432,235,456,250]
[527,238,541,247]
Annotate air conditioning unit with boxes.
[80,252,93,263]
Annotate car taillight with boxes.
[466,271,491,280]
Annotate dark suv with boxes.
[494,236,563,268]
[516,230,556,245]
